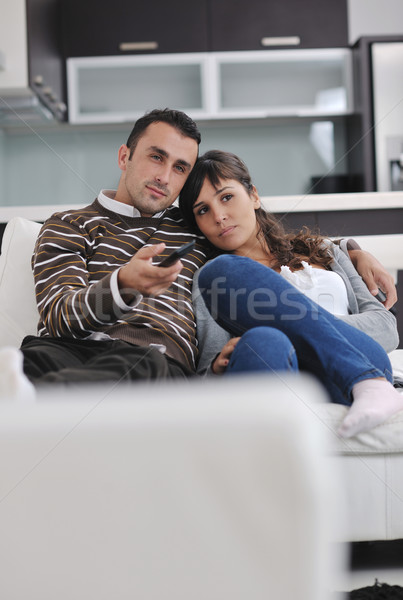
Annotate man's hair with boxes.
[126,108,201,158]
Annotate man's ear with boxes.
[251,185,261,209]
[117,144,130,171]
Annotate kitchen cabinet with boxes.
[26,0,66,120]
[66,53,211,124]
[61,0,348,59]
[66,48,353,124]
[209,0,348,51]
[61,0,209,57]
[0,0,66,124]
[278,208,403,237]
[214,49,352,118]
[61,0,350,126]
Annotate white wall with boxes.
[0,0,28,88]
[348,0,403,44]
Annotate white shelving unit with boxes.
[216,49,353,118]
[67,53,214,124]
[67,48,353,124]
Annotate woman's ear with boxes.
[251,185,261,209]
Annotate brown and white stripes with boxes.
[32,200,207,371]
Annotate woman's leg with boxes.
[199,255,403,437]
[225,327,298,375]
[198,255,390,401]
[339,378,403,437]
[227,326,391,406]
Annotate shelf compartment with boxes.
[216,49,353,118]
[67,54,213,124]
[66,49,353,124]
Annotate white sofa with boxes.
[0,218,354,599]
[1,215,403,551]
[0,376,349,600]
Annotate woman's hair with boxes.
[179,149,333,270]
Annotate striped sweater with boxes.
[32,200,207,371]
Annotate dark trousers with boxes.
[21,336,192,386]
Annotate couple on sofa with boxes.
[3,108,403,438]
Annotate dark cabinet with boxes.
[276,208,403,238]
[209,0,348,51]
[26,0,67,121]
[61,0,209,57]
[61,0,348,59]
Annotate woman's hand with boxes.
[212,337,241,374]
[349,249,397,309]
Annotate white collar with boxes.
[98,189,165,218]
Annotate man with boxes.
[19,108,205,386]
[2,108,396,394]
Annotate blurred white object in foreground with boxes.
[0,374,346,600]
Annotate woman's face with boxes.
[192,177,261,255]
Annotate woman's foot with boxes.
[0,347,36,403]
[338,379,403,438]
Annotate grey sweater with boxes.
[193,242,399,375]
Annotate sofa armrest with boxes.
[0,218,42,348]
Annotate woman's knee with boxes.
[229,327,297,373]
[198,255,233,291]
[240,327,293,353]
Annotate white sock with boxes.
[0,347,36,403]
[338,379,403,438]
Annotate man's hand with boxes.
[118,243,182,298]
[349,249,397,309]
[212,337,240,374]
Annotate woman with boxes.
[179,150,403,438]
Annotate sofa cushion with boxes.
[0,217,42,347]
[313,399,403,454]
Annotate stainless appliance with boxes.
[371,41,403,191]
[388,140,403,191]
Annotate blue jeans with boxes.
[198,255,393,405]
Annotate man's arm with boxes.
[341,239,397,310]
[332,244,399,353]
[33,217,180,338]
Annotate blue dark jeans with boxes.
[198,255,393,405]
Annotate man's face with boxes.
[116,121,199,216]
